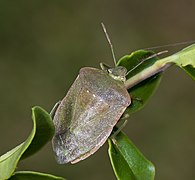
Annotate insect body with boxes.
[52,65,131,164]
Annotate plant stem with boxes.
[125,54,178,89]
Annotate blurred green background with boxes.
[0,0,195,179]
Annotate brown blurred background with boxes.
[0,0,195,179]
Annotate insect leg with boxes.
[50,101,61,119]
[110,120,128,139]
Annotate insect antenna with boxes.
[101,23,117,66]
[145,40,195,50]
[126,50,168,76]
[127,39,195,75]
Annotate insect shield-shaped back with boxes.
[52,65,131,164]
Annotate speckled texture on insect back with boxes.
[52,67,131,164]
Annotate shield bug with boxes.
[52,24,131,164]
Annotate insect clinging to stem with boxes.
[51,23,168,164]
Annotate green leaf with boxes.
[117,50,159,79]
[118,44,195,117]
[182,65,195,80]
[21,107,55,159]
[0,107,55,180]
[163,44,195,80]
[117,50,162,117]
[124,44,195,90]
[9,171,65,180]
[0,144,25,180]
[108,131,155,180]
